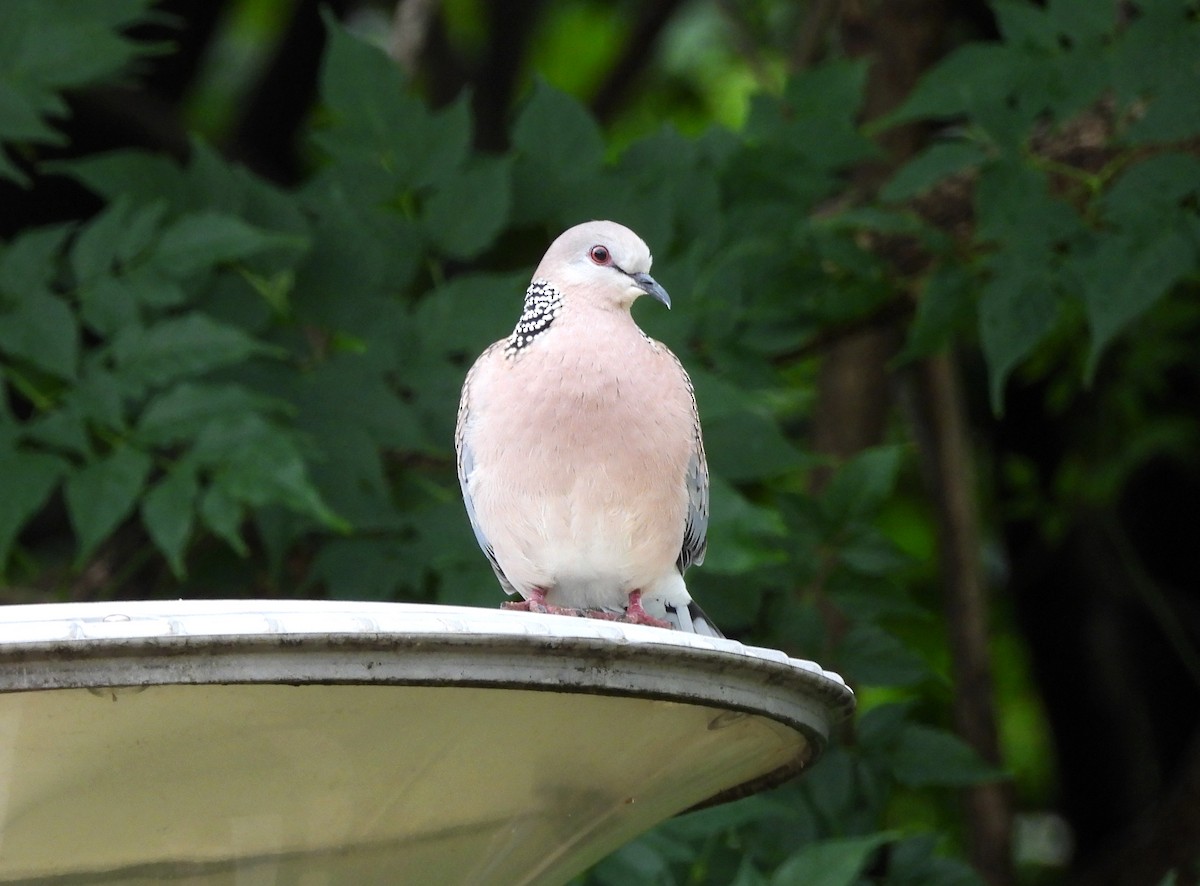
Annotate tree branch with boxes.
[228,0,349,184]
[389,0,442,74]
[790,0,837,69]
[472,0,548,151]
[911,350,1014,886]
[591,0,688,123]
[713,0,777,86]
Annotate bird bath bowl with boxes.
[0,600,853,884]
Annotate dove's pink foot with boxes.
[502,588,586,617]
[621,590,672,629]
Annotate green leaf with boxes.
[888,835,986,886]
[1046,0,1115,43]
[748,60,876,171]
[192,414,346,531]
[975,161,1082,253]
[316,18,470,188]
[704,410,810,481]
[141,463,197,576]
[0,1,153,88]
[881,44,1017,128]
[898,263,977,362]
[137,382,292,446]
[295,356,427,451]
[0,224,72,298]
[783,58,870,128]
[994,0,1113,49]
[22,407,91,457]
[836,622,931,687]
[199,482,246,555]
[423,156,512,259]
[120,264,187,308]
[151,211,303,278]
[512,80,605,177]
[298,425,394,528]
[1115,1,1200,143]
[317,13,405,131]
[838,527,910,577]
[617,128,719,247]
[1074,153,1200,375]
[731,859,770,886]
[859,703,1008,803]
[593,842,673,885]
[0,443,66,569]
[57,150,184,207]
[78,275,141,337]
[292,187,421,317]
[0,0,157,184]
[414,271,530,358]
[881,141,988,202]
[70,366,126,432]
[71,195,133,284]
[116,200,169,264]
[892,725,1004,787]
[857,701,915,751]
[317,16,408,154]
[800,744,858,825]
[667,794,798,840]
[1040,41,1114,122]
[992,0,1055,48]
[0,79,63,145]
[1077,230,1195,379]
[0,292,79,379]
[65,445,152,561]
[821,446,905,525]
[309,537,409,600]
[411,95,474,189]
[772,834,892,886]
[1102,153,1200,226]
[978,265,1058,414]
[112,314,281,386]
[703,476,786,575]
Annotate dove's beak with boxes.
[629,271,671,310]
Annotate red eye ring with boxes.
[589,245,611,265]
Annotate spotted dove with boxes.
[455,220,720,635]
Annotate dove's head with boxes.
[534,220,671,311]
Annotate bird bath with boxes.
[0,600,853,884]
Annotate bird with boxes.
[454,220,721,636]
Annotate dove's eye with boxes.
[589,245,611,265]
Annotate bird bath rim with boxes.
[0,600,853,802]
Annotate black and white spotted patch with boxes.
[504,279,562,358]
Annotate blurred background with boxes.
[1,1,1198,883]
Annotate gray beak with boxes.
[630,271,671,309]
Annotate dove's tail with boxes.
[664,600,724,638]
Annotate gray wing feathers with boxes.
[677,382,709,574]
[456,351,518,596]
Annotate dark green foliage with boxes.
[882,0,1200,410]
[1,1,1198,882]
[0,0,156,183]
